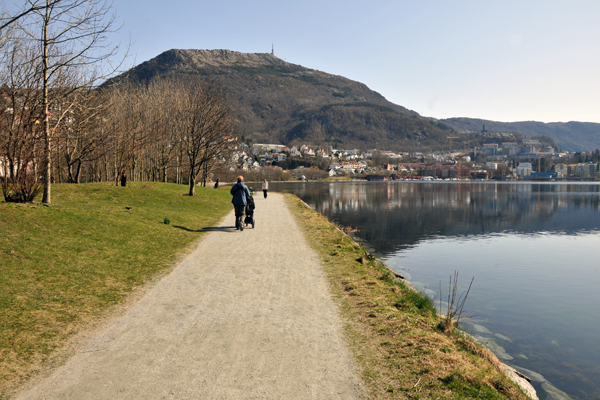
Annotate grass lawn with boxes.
[0,182,232,397]
[286,194,529,399]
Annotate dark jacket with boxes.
[230,182,251,206]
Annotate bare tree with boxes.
[171,76,237,196]
[141,78,179,183]
[0,1,61,34]
[56,89,110,183]
[106,82,149,185]
[14,0,125,203]
[0,31,45,201]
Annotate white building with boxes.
[253,143,285,151]
[364,150,376,158]
[517,162,532,177]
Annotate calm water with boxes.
[269,181,600,400]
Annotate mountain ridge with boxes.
[440,118,600,152]
[107,49,453,151]
[107,49,600,152]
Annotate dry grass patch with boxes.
[286,194,528,399]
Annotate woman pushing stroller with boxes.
[230,176,251,231]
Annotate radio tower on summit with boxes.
[271,42,274,56]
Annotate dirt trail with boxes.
[16,193,364,399]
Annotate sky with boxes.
[11,0,600,124]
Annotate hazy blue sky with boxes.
[48,1,600,123]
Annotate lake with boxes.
[268,181,600,400]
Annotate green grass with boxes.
[0,182,232,396]
[285,194,528,399]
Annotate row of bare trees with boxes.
[101,77,237,196]
[1,1,237,202]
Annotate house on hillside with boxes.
[303,147,315,156]
[329,163,342,171]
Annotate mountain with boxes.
[106,49,456,151]
[440,118,600,152]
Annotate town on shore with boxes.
[223,137,600,183]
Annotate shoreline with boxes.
[293,196,539,399]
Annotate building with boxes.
[471,170,489,180]
[574,163,596,178]
[555,163,568,178]
[483,143,499,156]
[435,165,471,179]
[253,143,285,151]
[364,150,376,158]
[517,162,532,177]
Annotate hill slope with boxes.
[441,117,600,152]
[108,49,455,151]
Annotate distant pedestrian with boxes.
[230,176,251,231]
[262,179,268,199]
[214,179,219,189]
[120,173,127,187]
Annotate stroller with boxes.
[244,194,255,228]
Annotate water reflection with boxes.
[271,181,600,255]
[271,181,600,400]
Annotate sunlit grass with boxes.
[0,182,232,397]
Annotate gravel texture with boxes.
[16,193,364,400]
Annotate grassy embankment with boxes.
[0,182,232,398]
[286,194,528,399]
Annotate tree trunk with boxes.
[188,169,195,196]
[75,160,82,183]
[67,162,74,183]
[42,1,51,204]
[103,155,108,182]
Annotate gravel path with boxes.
[16,193,364,400]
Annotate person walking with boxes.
[262,179,269,199]
[230,176,251,231]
